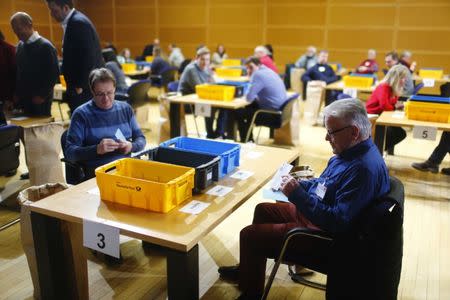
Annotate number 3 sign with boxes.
[83,220,120,258]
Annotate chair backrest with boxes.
[280,93,299,125]
[179,59,192,74]
[0,125,20,174]
[127,79,152,106]
[413,82,424,95]
[167,81,180,93]
[160,67,177,87]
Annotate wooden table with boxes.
[374,111,450,153]
[214,75,250,82]
[8,116,54,127]
[28,144,300,300]
[412,74,450,84]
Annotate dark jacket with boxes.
[62,10,104,90]
[0,40,16,102]
[301,63,340,84]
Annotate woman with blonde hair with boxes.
[366,64,410,154]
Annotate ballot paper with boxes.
[270,163,293,191]
[230,170,254,180]
[206,185,233,197]
[115,128,126,142]
[179,200,210,215]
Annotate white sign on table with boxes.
[83,220,120,258]
[179,200,210,215]
[412,126,437,141]
[195,103,211,117]
[206,185,233,197]
[230,170,254,180]
[423,78,435,88]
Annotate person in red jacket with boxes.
[254,45,278,74]
[366,64,410,155]
[356,49,378,74]
[0,30,16,110]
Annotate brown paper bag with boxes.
[18,183,68,300]
[158,94,187,143]
[290,68,305,95]
[274,96,300,146]
[24,123,65,186]
[304,81,326,125]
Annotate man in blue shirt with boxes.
[66,68,146,179]
[219,98,390,300]
[235,56,287,142]
[302,50,340,105]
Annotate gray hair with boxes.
[323,98,371,139]
[255,45,269,56]
[88,68,116,91]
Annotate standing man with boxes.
[46,0,104,113]
[0,30,16,116]
[11,12,59,116]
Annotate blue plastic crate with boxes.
[160,137,240,178]
[410,95,450,104]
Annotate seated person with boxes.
[65,68,146,179]
[178,47,226,138]
[264,44,274,60]
[254,45,278,74]
[117,48,134,64]
[102,49,128,94]
[412,132,450,176]
[168,43,184,69]
[295,46,317,70]
[301,50,340,105]
[137,38,159,61]
[384,51,414,96]
[399,50,416,73]
[218,98,390,300]
[356,49,379,74]
[366,64,409,155]
[211,44,228,66]
[149,46,173,85]
[235,56,287,142]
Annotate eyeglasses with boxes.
[326,125,353,137]
[94,91,115,98]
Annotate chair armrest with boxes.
[60,157,82,169]
[148,74,162,80]
[254,109,282,117]
[284,227,333,245]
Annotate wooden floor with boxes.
[0,100,449,299]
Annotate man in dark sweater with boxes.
[0,30,16,112]
[46,0,104,113]
[302,50,340,105]
[11,12,59,116]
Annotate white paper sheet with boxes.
[179,200,210,215]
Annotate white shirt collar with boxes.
[62,8,75,31]
[26,31,40,44]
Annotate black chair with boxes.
[0,125,21,177]
[60,130,92,185]
[262,176,404,300]
[126,79,152,108]
[149,67,177,90]
[244,93,299,143]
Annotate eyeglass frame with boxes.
[326,125,353,137]
[93,90,115,98]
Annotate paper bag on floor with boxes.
[158,94,187,143]
[274,97,300,146]
[18,183,68,299]
[290,68,305,95]
[304,81,326,125]
[24,123,64,186]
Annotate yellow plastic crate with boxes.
[329,63,340,72]
[222,59,241,67]
[95,158,195,213]
[215,67,242,77]
[419,68,443,79]
[145,55,154,63]
[196,84,236,101]
[121,63,137,73]
[343,75,374,88]
[405,101,450,123]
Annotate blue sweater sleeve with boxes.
[288,164,374,234]
[66,110,98,162]
[246,73,264,102]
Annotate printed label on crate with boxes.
[83,220,120,258]
[412,126,437,141]
[206,185,233,197]
[230,170,254,180]
[423,78,435,88]
[207,171,213,181]
[179,200,210,215]
[195,103,211,117]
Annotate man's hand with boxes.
[280,174,300,197]
[117,141,132,154]
[97,138,119,155]
[395,101,404,110]
[75,87,83,95]
[32,96,45,105]
[358,66,368,72]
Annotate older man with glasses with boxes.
[65,68,146,179]
[218,98,390,300]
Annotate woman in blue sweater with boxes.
[66,68,146,178]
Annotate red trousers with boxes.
[239,202,321,297]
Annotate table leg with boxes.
[374,124,387,154]
[30,212,87,300]
[170,102,181,138]
[166,244,199,300]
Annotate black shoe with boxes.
[218,265,239,282]
[386,147,394,155]
[411,161,439,173]
[236,292,262,300]
[20,172,29,180]
[4,169,17,177]
[442,168,450,176]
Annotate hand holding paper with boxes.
[270,163,293,191]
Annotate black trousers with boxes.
[385,126,406,152]
[235,102,260,142]
[429,131,450,165]
[66,87,92,113]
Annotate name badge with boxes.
[315,182,327,199]
[318,66,326,72]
